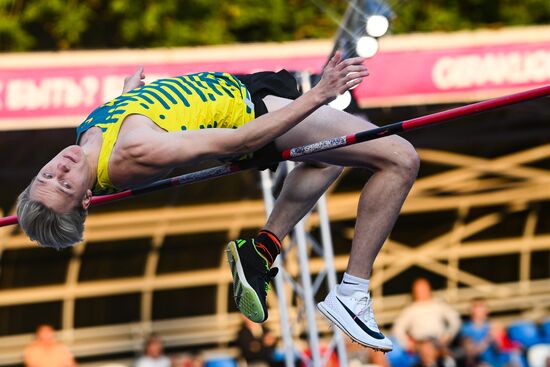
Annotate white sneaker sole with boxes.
[226,241,266,323]
[317,301,392,352]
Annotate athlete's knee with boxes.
[370,137,419,180]
[388,139,420,180]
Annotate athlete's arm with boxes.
[137,52,368,167]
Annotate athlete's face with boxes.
[30,145,92,213]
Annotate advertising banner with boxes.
[1,39,549,130]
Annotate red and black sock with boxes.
[254,229,282,267]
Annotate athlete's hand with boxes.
[122,66,145,93]
[314,51,369,102]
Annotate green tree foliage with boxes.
[391,0,550,33]
[0,0,549,52]
[0,0,346,51]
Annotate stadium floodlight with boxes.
[356,36,379,58]
[366,14,389,37]
[329,91,352,110]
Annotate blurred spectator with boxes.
[173,353,203,367]
[236,317,277,367]
[457,298,527,367]
[392,278,461,352]
[347,338,389,367]
[135,334,172,367]
[454,336,488,367]
[413,339,456,367]
[302,344,339,367]
[23,324,77,367]
[486,322,523,367]
[367,348,390,367]
[457,298,492,364]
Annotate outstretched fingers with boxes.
[328,51,343,68]
[339,58,368,93]
[344,70,370,83]
[315,53,369,101]
[336,56,365,71]
[340,78,363,94]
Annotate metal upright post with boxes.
[289,162,322,367]
[260,170,296,367]
[317,197,348,366]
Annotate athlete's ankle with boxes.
[338,272,370,296]
[254,229,281,267]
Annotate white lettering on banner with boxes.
[81,76,100,106]
[4,77,100,111]
[432,49,550,90]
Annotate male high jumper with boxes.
[16,53,419,351]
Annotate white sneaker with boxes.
[317,288,393,352]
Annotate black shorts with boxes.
[236,70,302,163]
[237,69,302,117]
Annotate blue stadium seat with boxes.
[386,338,417,367]
[508,320,541,348]
[204,356,238,367]
[541,318,550,343]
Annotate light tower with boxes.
[328,0,394,111]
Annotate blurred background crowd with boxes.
[21,277,550,367]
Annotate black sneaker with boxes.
[226,238,278,323]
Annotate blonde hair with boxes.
[16,182,87,250]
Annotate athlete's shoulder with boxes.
[76,99,114,135]
[186,71,235,77]
[184,71,241,83]
[76,91,142,135]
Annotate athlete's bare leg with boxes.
[264,161,343,237]
[263,95,420,279]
